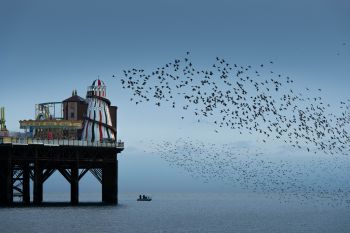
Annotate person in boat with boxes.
[142,195,146,199]
[139,195,142,200]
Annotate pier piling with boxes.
[0,140,123,206]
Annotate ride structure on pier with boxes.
[0,79,124,206]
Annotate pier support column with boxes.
[33,161,43,204]
[22,163,30,204]
[116,159,118,205]
[102,159,117,204]
[70,164,79,205]
[5,159,13,205]
[0,163,5,205]
[0,161,12,205]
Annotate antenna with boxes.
[0,107,6,131]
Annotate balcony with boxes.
[0,137,124,149]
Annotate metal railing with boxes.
[0,137,124,148]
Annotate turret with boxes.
[82,79,116,142]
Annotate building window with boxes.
[70,112,75,118]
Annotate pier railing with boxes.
[0,137,124,148]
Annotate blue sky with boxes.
[1,0,350,194]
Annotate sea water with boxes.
[0,192,349,233]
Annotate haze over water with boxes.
[1,193,350,233]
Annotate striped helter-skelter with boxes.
[82,79,116,142]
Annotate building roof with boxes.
[62,94,86,103]
[92,79,105,87]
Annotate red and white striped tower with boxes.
[82,79,116,142]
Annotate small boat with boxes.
[137,195,152,201]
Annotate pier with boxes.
[0,79,124,206]
[0,137,124,205]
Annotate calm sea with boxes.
[0,193,349,233]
